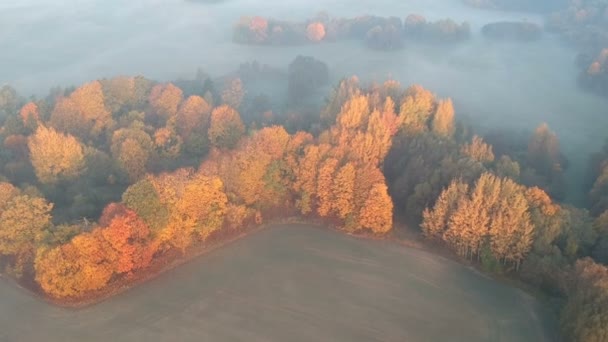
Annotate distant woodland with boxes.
[233,4,608,98]
[233,14,471,49]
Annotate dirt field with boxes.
[0,224,556,341]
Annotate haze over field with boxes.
[2,0,606,203]
[0,225,555,342]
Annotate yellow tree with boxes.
[36,230,115,298]
[335,95,370,141]
[176,95,211,142]
[50,81,112,140]
[358,183,393,233]
[316,158,339,217]
[251,126,290,159]
[149,83,183,120]
[431,98,455,137]
[241,150,275,207]
[294,145,322,214]
[422,179,468,240]
[0,195,52,276]
[461,135,494,164]
[332,162,356,220]
[489,178,534,267]
[208,105,245,149]
[28,126,85,184]
[399,85,435,132]
[178,174,228,240]
[19,102,40,127]
[100,76,137,113]
[111,127,154,182]
[0,182,20,214]
[35,244,81,298]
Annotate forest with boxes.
[0,64,607,340]
[1,1,608,341]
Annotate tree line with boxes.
[0,70,608,340]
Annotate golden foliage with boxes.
[28,126,85,184]
[359,183,393,233]
[176,95,211,140]
[0,195,52,258]
[332,162,356,220]
[111,127,153,182]
[35,230,114,298]
[461,135,495,163]
[149,83,183,119]
[0,182,20,214]
[399,85,435,132]
[208,105,245,149]
[423,173,535,266]
[316,158,339,217]
[50,81,112,140]
[431,98,455,137]
[19,102,39,125]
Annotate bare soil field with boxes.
[0,224,556,342]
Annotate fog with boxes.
[2,0,607,203]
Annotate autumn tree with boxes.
[151,170,227,252]
[422,179,468,240]
[0,195,52,276]
[49,81,112,141]
[294,145,323,214]
[176,95,211,156]
[495,155,520,180]
[177,174,228,240]
[431,98,455,137]
[100,205,152,274]
[122,178,169,233]
[0,182,20,214]
[100,76,153,114]
[110,126,154,182]
[316,158,339,217]
[208,105,245,149]
[461,135,494,164]
[423,173,535,266]
[321,77,360,126]
[306,22,326,42]
[358,183,393,233]
[19,102,40,129]
[35,230,114,298]
[332,162,356,221]
[488,178,534,268]
[399,85,435,133]
[149,83,183,122]
[28,126,85,184]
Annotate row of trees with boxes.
[233,14,471,50]
[2,70,608,339]
[422,173,535,269]
[29,79,412,298]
